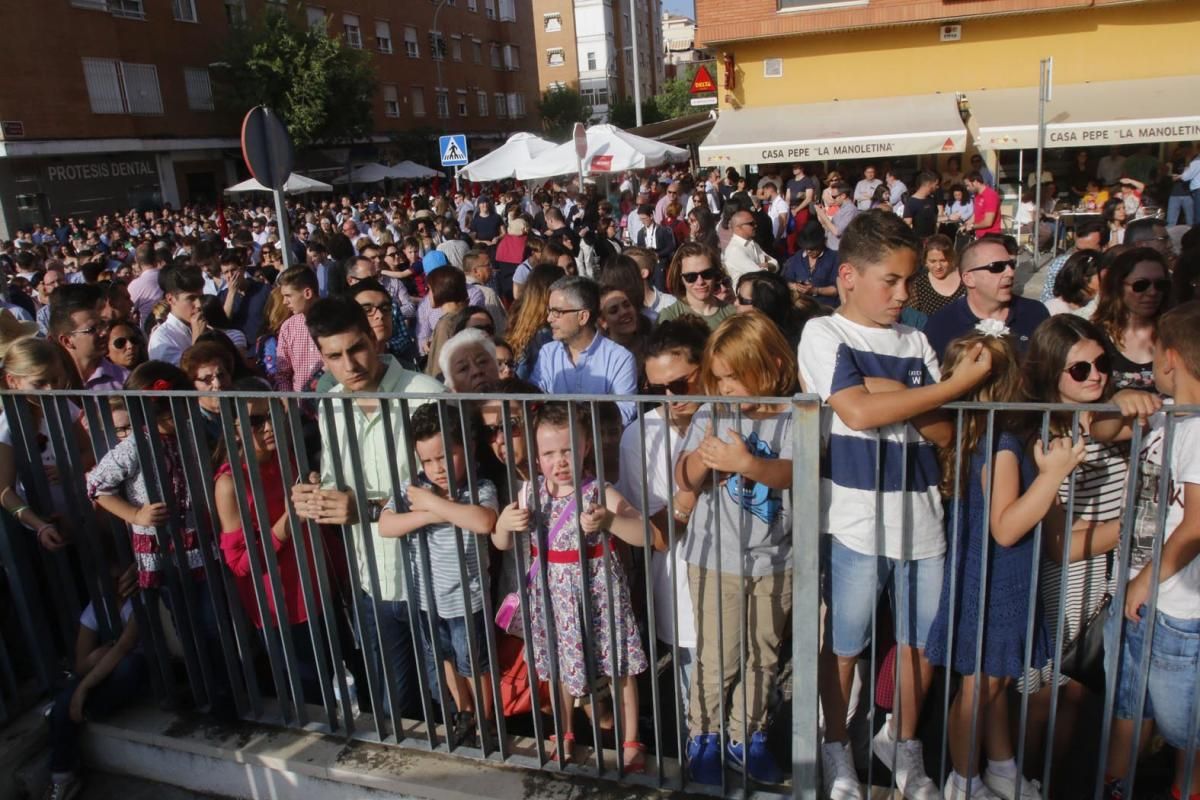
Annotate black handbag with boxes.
[1059,593,1111,694]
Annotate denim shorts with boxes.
[419,609,491,678]
[821,535,944,657]
[1107,603,1200,749]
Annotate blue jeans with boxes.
[49,653,148,772]
[418,609,491,677]
[1167,195,1194,226]
[357,595,437,720]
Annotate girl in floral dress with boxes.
[526,402,648,770]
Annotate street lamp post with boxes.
[629,0,642,127]
[432,0,458,188]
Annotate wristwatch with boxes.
[366,502,384,523]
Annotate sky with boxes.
[662,0,695,19]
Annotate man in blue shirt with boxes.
[531,276,638,424]
[218,249,271,344]
[924,237,1049,362]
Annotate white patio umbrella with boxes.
[332,163,393,184]
[458,132,557,182]
[516,124,688,181]
[388,160,443,180]
[225,174,333,194]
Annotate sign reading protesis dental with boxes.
[46,159,156,182]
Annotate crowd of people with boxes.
[1,150,1199,800]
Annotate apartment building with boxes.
[532,0,664,122]
[661,11,708,80]
[0,0,539,238]
[693,0,1200,176]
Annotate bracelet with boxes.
[10,504,30,520]
[35,523,55,538]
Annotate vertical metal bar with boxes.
[565,402,605,775]
[175,393,259,719]
[866,431,883,796]
[1015,412,1052,787]
[890,417,911,795]
[1123,412,1176,799]
[735,403,749,800]
[280,399,353,735]
[965,411,998,800]
[268,396,340,731]
[792,396,821,800]
[713,402,728,797]
[636,402,665,786]
[1093,422,1145,800]
[661,399,687,791]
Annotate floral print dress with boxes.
[528,477,647,697]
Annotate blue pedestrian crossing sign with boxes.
[439,134,469,166]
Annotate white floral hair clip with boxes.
[974,319,1011,338]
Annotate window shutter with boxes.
[82,58,124,114]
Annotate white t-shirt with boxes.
[0,403,82,505]
[615,408,696,648]
[80,598,134,632]
[797,314,945,560]
[642,286,678,323]
[1139,410,1200,619]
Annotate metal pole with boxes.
[1033,57,1052,266]
[629,0,642,127]
[272,188,294,269]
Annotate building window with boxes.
[108,0,145,19]
[411,87,426,116]
[502,44,519,70]
[543,13,561,32]
[70,0,109,10]
[429,31,446,60]
[580,85,609,106]
[507,92,525,118]
[547,48,564,67]
[82,58,164,115]
[586,51,596,71]
[763,58,783,78]
[779,0,868,8]
[172,0,197,22]
[476,90,487,117]
[484,0,495,19]
[494,92,507,118]
[404,25,419,57]
[471,39,482,64]
[183,67,213,110]
[435,89,449,118]
[306,6,325,30]
[498,0,515,22]
[467,0,476,10]
[375,20,392,53]
[383,84,400,117]
[223,0,245,24]
[457,90,468,117]
[450,35,462,61]
[548,81,566,90]
[490,43,501,69]
[343,14,362,48]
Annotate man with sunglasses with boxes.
[924,237,1049,361]
[815,182,859,253]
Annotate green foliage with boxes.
[608,96,664,129]
[537,87,592,139]
[215,2,375,148]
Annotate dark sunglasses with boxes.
[682,267,721,284]
[248,413,272,430]
[736,294,755,306]
[1063,353,1111,382]
[645,375,694,395]
[111,336,138,349]
[1126,278,1170,294]
[481,417,521,438]
[968,258,1017,275]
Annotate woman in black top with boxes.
[468,197,505,248]
[906,235,965,320]
[1091,246,1171,392]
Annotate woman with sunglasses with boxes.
[655,243,735,332]
[107,322,147,372]
[1091,246,1172,392]
[1017,315,1131,791]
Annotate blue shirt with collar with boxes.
[781,248,839,307]
[218,278,271,343]
[924,295,1050,364]
[531,331,639,424]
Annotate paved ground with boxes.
[79,772,229,800]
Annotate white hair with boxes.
[439,327,497,390]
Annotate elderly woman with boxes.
[439,328,500,394]
[180,340,234,445]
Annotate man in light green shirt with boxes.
[292,296,444,719]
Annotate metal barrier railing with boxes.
[0,388,1196,800]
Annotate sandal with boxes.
[622,741,647,774]
[548,732,575,762]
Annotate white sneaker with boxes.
[821,741,865,800]
[943,776,1005,800]
[982,771,1043,800]
[872,720,941,800]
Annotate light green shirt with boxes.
[318,356,446,602]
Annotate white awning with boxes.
[698,93,967,167]
[970,75,1200,150]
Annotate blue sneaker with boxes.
[687,733,723,785]
[727,731,784,785]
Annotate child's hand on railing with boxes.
[580,503,612,534]
[1033,436,1087,481]
[132,502,169,528]
[496,501,530,534]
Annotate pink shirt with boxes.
[274,313,324,392]
[127,267,162,323]
[973,186,1002,237]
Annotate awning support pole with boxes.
[1034,56,1053,267]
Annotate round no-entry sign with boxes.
[573,122,587,161]
[241,106,294,190]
